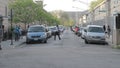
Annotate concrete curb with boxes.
[1,36,26,50]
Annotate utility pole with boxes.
[0,15,3,50]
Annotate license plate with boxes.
[34,38,38,40]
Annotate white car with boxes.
[46,27,52,38]
[84,25,106,44]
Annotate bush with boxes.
[112,45,120,49]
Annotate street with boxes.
[0,29,120,68]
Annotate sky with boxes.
[35,0,95,12]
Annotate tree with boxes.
[9,0,39,29]
[9,0,60,28]
[89,0,104,10]
[50,10,72,26]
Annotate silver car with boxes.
[84,25,106,44]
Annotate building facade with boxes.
[82,0,120,27]
[0,0,9,31]
[111,0,120,15]
[80,0,120,45]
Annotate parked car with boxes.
[84,25,106,44]
[26,25,47,44]
[49,26,57,36]
[46,27,52,38]
[77,27,84,37]
[73,26,79,35]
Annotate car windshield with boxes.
[28,26,45,32]
[88,27,104,33]
[50,27,56,30]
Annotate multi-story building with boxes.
[82,0,120,45]
[78,10,89,27]
[86,11,94,25]
[65,11,83,26]
[85,0,109,26]
[0,0,9,30]
[111,0,120,15]
[81,0,112,26]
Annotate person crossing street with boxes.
[54,25,61,40]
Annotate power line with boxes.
[73,0,89,6]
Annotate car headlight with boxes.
[41,33,47,37]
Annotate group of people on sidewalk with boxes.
[13,25,23,41]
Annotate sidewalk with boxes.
[1,36,26,50]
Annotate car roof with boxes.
[29,25,45,28]
[87,25,102,27]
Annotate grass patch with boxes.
[112,45,120,49]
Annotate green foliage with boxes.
[50,10,71,26]
[9,0,60,26]
[90,0,104,10]
[9,0,36,23]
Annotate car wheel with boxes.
[78,34,81,37]
[26,39,30,44]
[26,41,30,44]
[44,39,47,43]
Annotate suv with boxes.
[84,25,106,44]
[26,25,47,43]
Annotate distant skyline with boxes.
[42,0,95,12]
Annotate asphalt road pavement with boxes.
[0,29,120,68]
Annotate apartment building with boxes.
[111,0,120,16]
[80,0,112,26]
[90,0,120,27]
[0,0,9,30]
[86,11,94,25]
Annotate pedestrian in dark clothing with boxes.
[13,25,20,41]
[103,25,108,35]
[107,25,111,38]
[54,25,61,40]
[103,25,106,32]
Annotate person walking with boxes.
[54,25,61,40]
[107,25,111,38]
[103,25,106,32]
[13,25,20,41]
[19,26,23,39]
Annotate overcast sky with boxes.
[34,0,95,12]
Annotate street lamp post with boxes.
[10,9,13,45]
